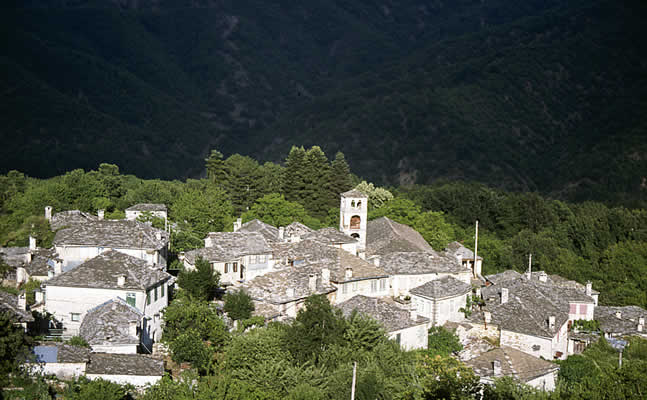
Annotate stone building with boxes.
[410,276,472,326]
[339,189,368,252]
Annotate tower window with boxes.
[350,215,361,229]
[351,233,360,239]
[356,201,361,208]
[351,200,356,207]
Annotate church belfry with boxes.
[339,189,368,251]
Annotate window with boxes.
[250,255,257,264]
[395,333,401,345]
[70,313,80,322]
[154,286,158,302]
[146,291,151,305]
[224,263,229,273]
[126,293,136,307]
[569,304,577,314]
[259,254,266,263]
[233,262,238,273]
[160,284,165,298]
[356,201,361,208]
[350,215,361,229]
[579,304,587,314]
[351,200,356,207]
[352,282,358,292]
[371,280,377,293]
[342,283,348,294]
[380,278,387,291]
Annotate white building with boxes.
[410,275,472,326]
[466,346,559,391]
[26,344,90,380]
[336,295,430,350]
[52,219,169,270]
[45,250,172,345]
[125,203,168,222]
[79,298,143,354]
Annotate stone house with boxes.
[366,217,433,256]
[378,251,472,297]
[125,203,168,222]
[237,219,280,242]
[79,298,143,354]
[336,295,430,350]
[44,250,171,345]
[466,346,559,391]
[0,290,34,330]
[26,344,90,380]
[445,241,483,279]
[410,276,472,326]
[595,305,647,339]
[303,227,358,255]
[52,219,169,270]
[183,231,274,283]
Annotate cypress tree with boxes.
[302,146,331,219]
[329,151,353,207]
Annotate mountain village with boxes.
[1,189,646,391]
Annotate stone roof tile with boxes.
[336,295,429,332]
[125,203,167,212]
[366,217,432,256]
[53,220,168,249]
[80,298,142,346]
[410,276,472,299]
[466,346,559,382]
[380,251,466,275]
[86,353,163,376]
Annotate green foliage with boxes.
[242,193,310,228]
[169,329,215,373]
[571,319,600,332]
[176,257,220,302]
[66,335,90,348]
[355,181,394,210]
[136,211,166,230]
[0,311,32,387]
[407,354,481,400]
[205,149,226,186]
[161,297,228,346]
[413,210,456,250]
[64,377,131,400]
[22,278,41,305]
[427,326,463,357]
[343,311,387,352]
[285,295,347,365]
[170,185,233,238]
[223,290,255,321]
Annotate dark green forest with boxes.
[2,0,646,208]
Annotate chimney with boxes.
[308,274,317,293]
[639,323,644,332]
[371,256,381,267]
[54,260,62,275]
[117,275,126,287]
[321,268,330,286]
[345,267,353,279]
[233,218,242,232]
[25,252,32,264]
[410,307,418,321]
[484,311,492,324]
[18,293,26,311]
[492,360,502,377]
[538,272,547,283]
[526,254,532,280]
[29,235,37,251]
[640,317,645,326]
[500,288,509,304]
[98,209,105,220]
[358,251,366,260]
[278,227,285,241]
[45,206,53,221]
[286,288,295,298]
[129,321,138,337]
[586,281,592,296]
[549,315,556,330]
[155,231,162,241]
[616,311,622,319]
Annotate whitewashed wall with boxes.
[500,321,570,361]
[87,373,162,387]
[389,324,428,350]
[333,277,389,304]
[391,271,471,297]
[568,302,595,321]
[527,370,558,391]
[91,344,138,354]
[411,292,468,326]
[25,362,86,380]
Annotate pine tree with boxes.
[329,152,353,207]
[205,149,226,186]
[282,146,307,203]
[302,146,331,219]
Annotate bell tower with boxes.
[340,189,368,252]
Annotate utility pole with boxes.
[473,220,479,278]
[351,361,357,400]
[619,348,623,368]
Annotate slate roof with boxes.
[466,346,559,382]
[32,344,90,364]
[86,353,164,376]
[237,219,279,242]
[366,217,432,256]
[272,240,387,282]
[484,270,523,285]
[283,222,314,239]
[341,189,367,198]
[0,290,34,322]
[50,210,98,230]
[482,274,595,304]
[486,270,600,295]
[303,227,357,245]
[471,277,594,338]
[46,250,171,291]
[53,220,168,249]
[380,251,466,275]
[410,276,472,300]
[336,295,429,332]
[239,266,337,304]
[446,241,482,260]
[80,298,142,346]
[186,232,272,264]
[25,248,60,277]
[125,203,167,212]
[0,247,30,268]
[595,306,647,336]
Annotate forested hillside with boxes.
[2,0,645,207]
